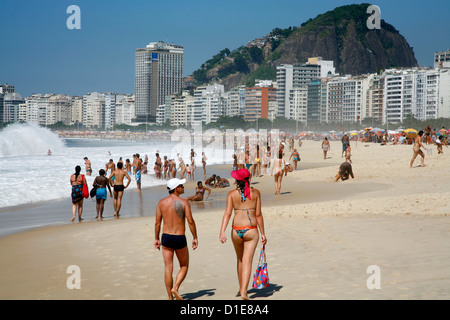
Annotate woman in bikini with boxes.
[410,130,427,168]
[201,152,207,179]
[272,152,286,195]
[322,137,330,159]
[289,148,300,170]
[219,168,267,300]
[186,181,211,202]
[70,165,87,222]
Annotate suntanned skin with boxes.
[109,163,131,217]
[93,173,112,219]
[219,185,267,300]
[155,185,198,300]
[70,173,86,222]
[410,132,427,168]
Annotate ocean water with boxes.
[0,123,231,209]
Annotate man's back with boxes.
[158,195,189,235]
[112,169,127,185]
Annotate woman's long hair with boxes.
[75,165,81,179]
[236,178,250,201]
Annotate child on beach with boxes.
[345,145,352,163]
[186,164,191,181]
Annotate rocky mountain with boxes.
[192,3,418,90]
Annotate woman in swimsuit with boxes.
[163,156,169,180]
[410,130,427,168]
[93,169,112,219]
[289,148,300,170]
[201,152,207,179]
[322,137,330,160]
[186,181,211,202]
[272,152,286,195]
[70,165,87,222]
[219,168,267,300]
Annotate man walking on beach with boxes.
[109,162,131,217]
[155,178,198,300]
[133,153,142,191]
[341,134,350,157]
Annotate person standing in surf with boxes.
[109,162,131,217]
[70,165,87,222]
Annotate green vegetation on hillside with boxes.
[192,3,411,88]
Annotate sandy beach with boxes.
[0,139,449,300]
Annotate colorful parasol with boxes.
[405,128,418,139]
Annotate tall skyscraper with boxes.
[135,41,184,123]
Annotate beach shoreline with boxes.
[1,139,449,300]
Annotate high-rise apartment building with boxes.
[244,86,277,122]
[276,59,334,119]
[326,77,363,124]
[434,50,450,68]
[82,92,105,128]
[135,41,184,123]
[194,84,226,124]
[0,84,16,123]
[227,85,246,116]
[288,87,308,124]
[383,68,443,124]
[365,75,385,123]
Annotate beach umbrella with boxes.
[364,127,372,131]
[350,132,358,136]
[405,128,418,138]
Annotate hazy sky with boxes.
[1,0,449,97]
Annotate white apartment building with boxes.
[438,69,450,118]
[115,95,135,126]
[170,92,194,127]
[71,97,83,125]
[2,92,25,123]
[276,64,293,119]
[434,50,450,68]
[325,77,363,123]
[288,87,308,124]
[135,41,184,122]
[364,74,385,123]
[227,85,246,116]
[82,92,105,128]
[194,84,226,124]
[24,94,72,126]
[383,68,443,124]
[276,59,335,119]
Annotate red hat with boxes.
[231,169,251,200]
[231,168,250,181]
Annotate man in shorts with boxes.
[133,153,142,191]
[109,162,131,217]
[154,178,198,300]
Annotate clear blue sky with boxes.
[1,0,449,97]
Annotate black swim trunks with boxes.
[114,185,124,192]
[161,233,187,250]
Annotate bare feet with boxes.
[171,288,183,300]
[240,293,250,300]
